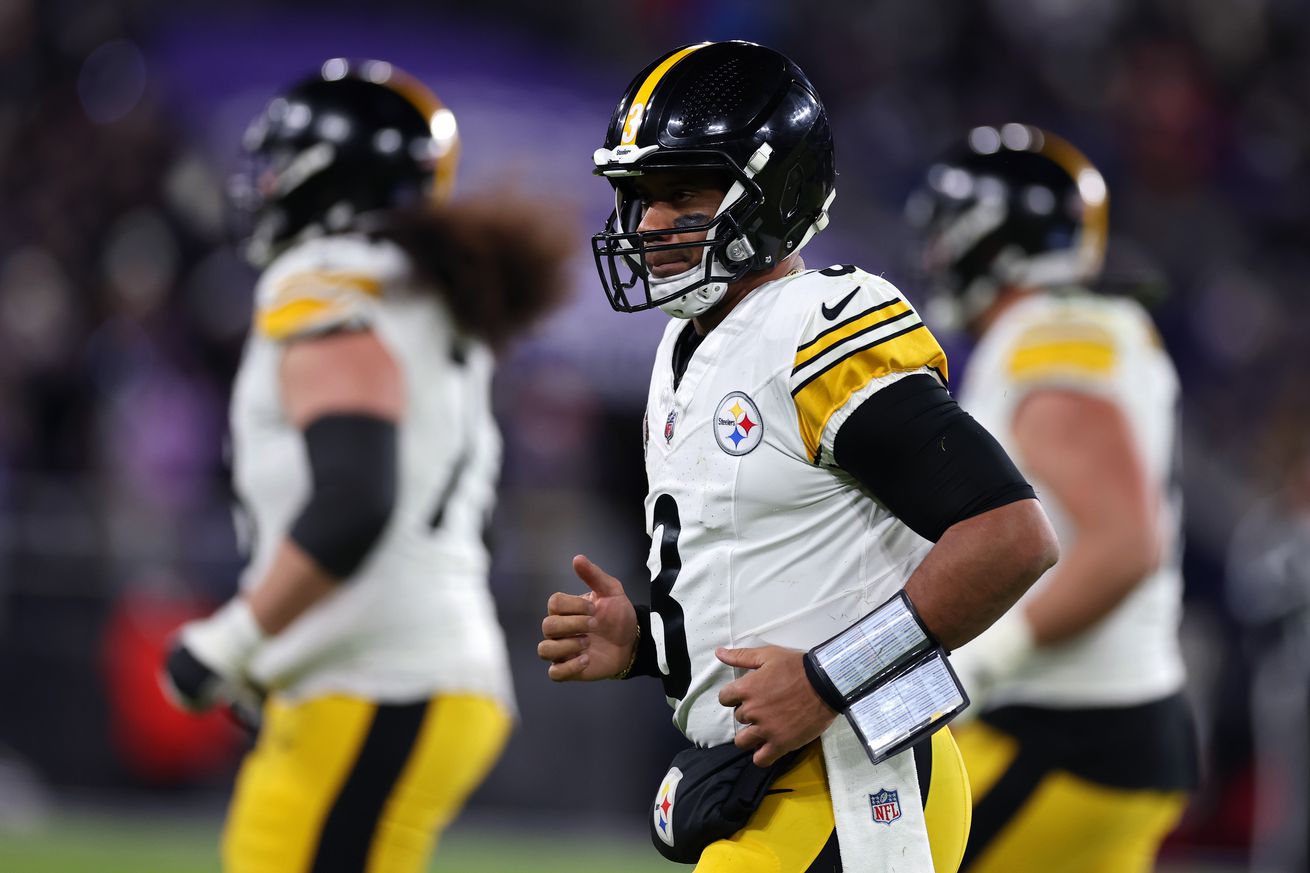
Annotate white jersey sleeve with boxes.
[998,302,1132,399]
[786,268,949,464]
[253,235,408,341]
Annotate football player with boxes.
[538,41,1059,873]
[160,59,569,873]
[907,124,1198,873]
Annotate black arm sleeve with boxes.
[288,414,398,580]
[833,374,1035,543]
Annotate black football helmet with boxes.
[235,58,459,266]
[592,41,836,319]
[905,124,1109,330]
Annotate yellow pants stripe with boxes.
[956,720,1187,873]
[222,694,510,873]
[695,743,837,873]
[924,726,972,873]
[695,728,970,873]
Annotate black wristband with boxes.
[623,605,663,680]
[803,651,846,713]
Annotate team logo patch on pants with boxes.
[870,788,901,825]
[654,766,684,847]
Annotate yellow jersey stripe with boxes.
[1013,320,1114,346]
[793,325,949,460]
[1008,339,1116,379]
[257,298,343,340]
[621,44,709,144]
[794,300,913,371]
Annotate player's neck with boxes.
[692,255,805,336]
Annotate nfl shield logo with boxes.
[869,788,901,825]
[664,409,677,442]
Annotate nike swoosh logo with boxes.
[764,788,794,796]
[821,286,860,320]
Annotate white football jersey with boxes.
[640,265,950,747]
[958,290,1185,707]
[229,233,514,709]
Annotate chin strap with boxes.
[657,280,727,319]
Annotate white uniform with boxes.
[228,233,515,710]
[640,265,950,748]
[958,290,1185,707]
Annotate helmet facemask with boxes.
[592,41,836,319]
[592,152,765,319]
[599,144,801,318]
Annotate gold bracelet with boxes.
[615,621,641,680]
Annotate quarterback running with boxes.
[539,41,1059,873]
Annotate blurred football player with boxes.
[907,124,1198,873]
[160,59,569,873]
[538,41,1059,873]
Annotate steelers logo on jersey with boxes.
[713,391,763,455]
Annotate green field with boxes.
[0,812,1242,873]
[0,813,675,873]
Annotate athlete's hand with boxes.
[947,607,1035,725]
[160,599,267,717]
[539,555,639,681]
[717,645,839,766]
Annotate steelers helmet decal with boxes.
[591,41,837,319]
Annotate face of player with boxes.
[628,170,729,279]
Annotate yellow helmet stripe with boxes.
[620,43,711,145]
[1037,131,1108,279]
[355,60,460,203]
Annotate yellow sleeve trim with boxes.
[794,299,912,371]
[256,298,346,340]
[1008,338,1116,380]
[793,326,948,460]
[256,271,383,340]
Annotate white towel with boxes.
[821,717,937,872]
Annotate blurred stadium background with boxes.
[1,0,1307,870]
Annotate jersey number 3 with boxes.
[651,494,692,699]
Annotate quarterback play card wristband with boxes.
[803,591,969,764]
[803,590,933,706]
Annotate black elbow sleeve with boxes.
[833,374,1035,542]
[288,414,398,580]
